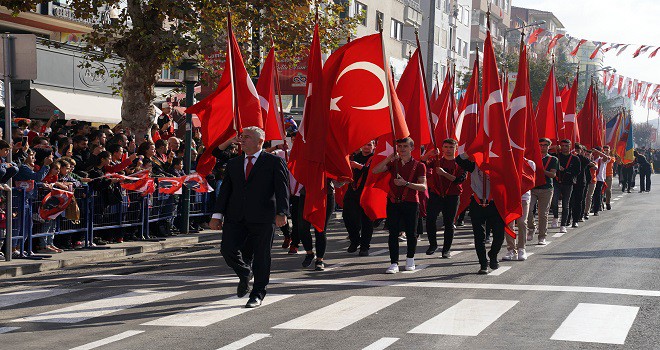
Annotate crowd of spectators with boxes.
[0,107,212,259]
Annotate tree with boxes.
[634,122,655,148]
[7,1,359,134]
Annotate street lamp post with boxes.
[178,58,200,234]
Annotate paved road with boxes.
[1,175,659,350]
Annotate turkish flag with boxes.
[455,58,479,154]
[158,177,184,195]
[183,173,211,193]
[535,66,560,144]
[288,23,328,232]
[431,70,454,143]
[39,188,74,220]
[396,48,432,159]
[547,34,564,53]
[466,31,522,238]
[323,33,409,183]
[360,136,394,220]
[257,47,286,142]
[187,15,262,176]
[577,84,596,149]
[563,76,580,145]
[570,39,588,56]
[526,28,545,45]
[120,173,155,196]
[508,41,543,193]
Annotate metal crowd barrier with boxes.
[6,181,212,257]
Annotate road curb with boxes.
[0,232,221,278]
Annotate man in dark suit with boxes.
[209,126,289,308]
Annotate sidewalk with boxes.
[0,231,221,278]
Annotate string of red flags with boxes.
[526,29,659,59]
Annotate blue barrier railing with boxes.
[7,181,212,256]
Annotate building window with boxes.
[433,62,439,77]
[463,8,470,26]
[456,38,461,54]
[434,25,441,46]
[444,0,451,14]
[441,29,447,48]
[463,41,468,58]
[391,18,403,41]
[375,11,384,31]
[355,1,367,26]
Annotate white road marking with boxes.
[0,289,75,308]
[0,327,20,334]
[613,198,620,201]
[68,330,144,350]
[142,294,293,327]
[362,337,399,350]
[324,263,347,271]
[216,333,271,350]
[526,252,535,257]
[12,290,184,324]
[551,303,639,344]
[273,296,404,331]
[553,232,566,237]
[369,249,388,256]
[488,266,512,276]
[269,278,660,297]
[85,274,236,283]
[409,299,518,336]
[536,241,552,246]
[401,264,429,274]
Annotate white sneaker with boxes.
[538,238,547,245]
[559,226,567,233]
[398,233,406,242]
[551,218,559,228]
[518,249,527,261]
[502,250,517,261]
[385,264,399,274]
[405,258,415,271]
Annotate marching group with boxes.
[208,124,653,307]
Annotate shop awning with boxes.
[30,88,123,124]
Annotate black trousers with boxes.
[342,190,374,250]
[426,193,459,253]
[289,195,301,247]
[593,181,604,213]
[622,167,634,191]
[299,190,334,259]
[468,198,505,269]
[220,221,275,300]
[640,172,651,192]
[386,201,419,264]
[571,183,585,223]
[556,183,574,226]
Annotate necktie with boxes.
[245,155,254,180]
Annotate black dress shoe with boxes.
[358,249,369,256]
[347,243,359,253]
[477,267,489,275]
[245,297,262,308]
[425,245,437,255]
[302,253,315,268]
[489,259,499,270]
[237,277,250,298]
[606,203,611,210]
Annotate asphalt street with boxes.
[1,174,659,350]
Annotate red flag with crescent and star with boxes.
[535,66,561,144]
[466,31,522,238]
[39,188,74,220]
[323,33,409,183]
[396,48,432,159]
[257,47,286,142]
[186,14,262,176]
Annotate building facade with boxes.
[469,0,511,67]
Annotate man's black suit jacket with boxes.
[214,152,290,224]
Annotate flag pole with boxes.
[268,28,289,163]
[227,10,241,140]
[479,10,489,207]
[551,54,560,144]
[379,18,399,175]
[415,28,438,151]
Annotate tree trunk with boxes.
[120,56,160,137]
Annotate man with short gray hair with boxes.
[210,126,290,308]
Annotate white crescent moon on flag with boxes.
[334,61,388,111]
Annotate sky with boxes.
[513,0,660,123]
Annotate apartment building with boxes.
[469,0,511,67]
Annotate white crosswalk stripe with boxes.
[408,299,518,336]
[273,296,404,331]
[0,289,76,308]
[216,333,271,350]
[550,303,639,344]
[142,294,293,327]
[0,327,20,334]
[362,337,399,350]
[11,290,184,324]
[401,264,429,274]
[488,266,511,276]
[68,330,144,350]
